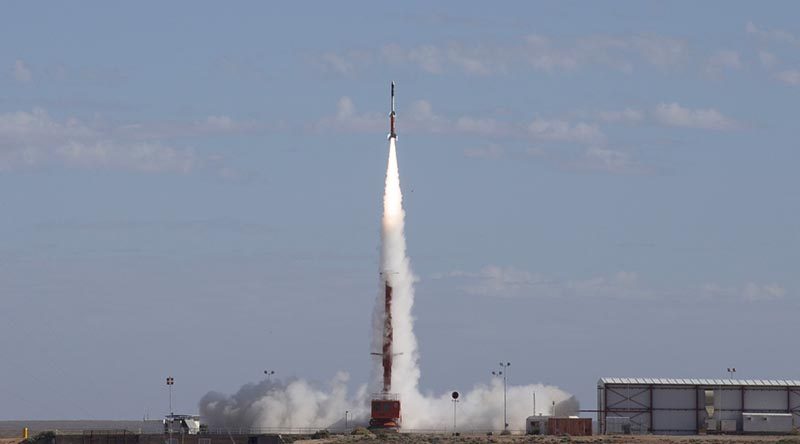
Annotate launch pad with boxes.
[369,393,401,430]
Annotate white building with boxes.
[597,378,800,435]
[163,414,203,435]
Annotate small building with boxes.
[163,415,203,435]
[598,377,800,435]
[526,416,592,436]
[525,415,548,435]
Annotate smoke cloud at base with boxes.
[199,372,369,430]
[199,376,576,431]
[198,138,577,431]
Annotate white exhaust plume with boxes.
[198,138,576,431]
[372,138,575,429]
[200,372,368,430]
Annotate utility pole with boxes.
[492,362,511,434]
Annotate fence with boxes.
[3,427,530,438]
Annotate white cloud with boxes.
[317,98,655,176]
[315,96,390,134]
[758,50,778,68]
[569,147,650,175]
[702,282,786,302]
[13,59,32,83]
[435,266,649,299]
[113,114,260,140]
[629,35,687,67]
[595,108,644,124]
[438,266,789,303]
[528,118,606,144]
[445,265,549,298]
[317,96,450,134]
[55,140,195,172]
[742,283,786,301]
[522,35,580,72]
[204,115,236,131]
[382,44,444,74]
[409,99,449,132]
[775,69,800,85]
[0,108,202,173]
[463,144,504,158]
[445,43,495,75]
[704,50,742,76]
[653,102,739,130]
[455,117,509,137]
[745,21,800,46]
[320,52,356,76]
[564,271,650,300]
[328,33,687,77]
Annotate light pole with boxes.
[166,376,174,444]
[264,370,275,382]
[345,410,349,434]
[722,367,736,431]
[451,391,460,435]
[492,362,511,434]
[166,376,174,414]
[532,392,536,416]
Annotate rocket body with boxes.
[381,281,393,393]
[389,82,397,140]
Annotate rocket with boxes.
[388,81,397,140]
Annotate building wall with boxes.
[599,383,800,435]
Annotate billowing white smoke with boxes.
[200,372,368,430]
[198,138,576,431]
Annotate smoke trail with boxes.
[372,138,575,430]
[372,137,420,397]
[199,138,576,432]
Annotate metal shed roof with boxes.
[599,377,800,386]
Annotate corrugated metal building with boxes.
[597,378,800,435]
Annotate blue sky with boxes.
[1,1,798,420]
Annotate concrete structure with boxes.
[597,378,800,435]
[525,416,548,435]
